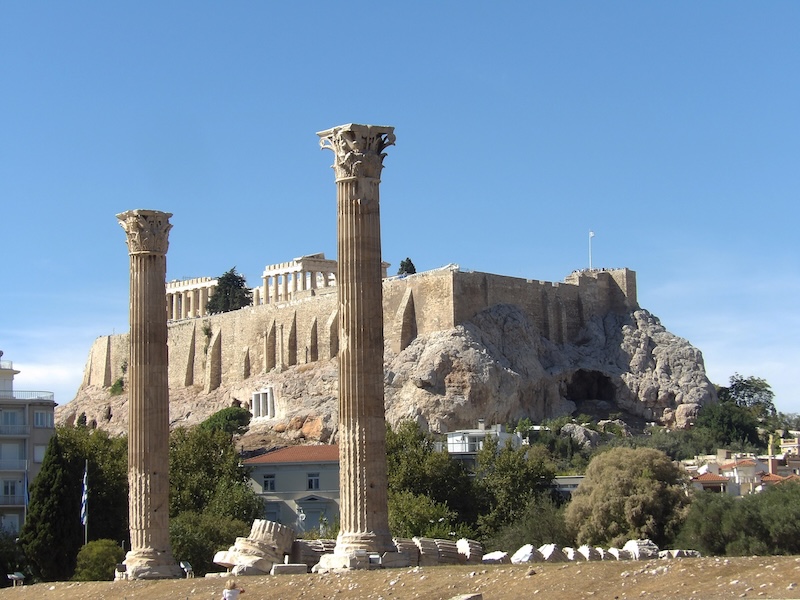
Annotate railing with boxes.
[0,460,28,471]
[0,425,30,436]
[0,391,55,401]
[0,495,26,506]
[0,361,13,370]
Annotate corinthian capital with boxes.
[318,123,395,181]
[117,209,173,255]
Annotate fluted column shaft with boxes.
[319,124,395,555]
[117,209,181,579]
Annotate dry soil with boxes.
[3,556,800,600]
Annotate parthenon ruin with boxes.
[165,253,390,321]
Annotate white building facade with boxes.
[244,445,340,534]
[0,353,56,533]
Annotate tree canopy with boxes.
[475,436,556,536]
[19,426,129,582]
[564,447,689,548]
[198,406,251,436]
[385,421,476,533]
[207,267,252,314]
[169,424,262,521]
[696,401,763,451]
[678,482,800,556]
[397,257,417,275]
[717,373,776,422]
[167,410,264,575]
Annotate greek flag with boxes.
[80,464,88,526]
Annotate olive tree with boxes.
[564,447,689,548]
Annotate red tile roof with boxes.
[244,445,339,465]
[693,472,730,483]
[760,473,785,483]
[720,459,758,469]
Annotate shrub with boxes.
[72,539,124,581]
[109,378,124,396]
[170,511,250,577]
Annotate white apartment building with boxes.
[0,352,56,533]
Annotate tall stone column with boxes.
[318,124,396,556]
[117,209,182,580]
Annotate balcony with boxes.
[0,391,55,402]
[0,460,28,471]
[0,495,26,506]
[0,425,30,436]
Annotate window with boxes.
[0,514,20,534]
[34,411,54,428]
[2,481,16,497]
[34,445,47,463]
[307,472,320,490]
[264,502,280,523]
[1,411,20,426]
[263,474,276,492]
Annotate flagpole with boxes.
[81,460,88,546]
[589,231,595,270]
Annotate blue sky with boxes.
[1,2,798,412]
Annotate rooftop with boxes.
[244,445,339,465]
[692,472,730,483]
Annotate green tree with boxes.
[18,435,83,581]
[388,490,468,539]
[57,426,129,545]
[696,401,763,451]
[474,437,556,535]
[19,425,130,582]
[484,494,571,552]
[675,491,738,555]
[717,373,776,421]
[169,424,262,521]
[207,267,252,314]
[0,529,27,587]
[386,421,476,525]
[72,539,125,581]
[679,482,800,556]
[198,406,251,436]
[397,258,417,275]
[169,511,250,577]
[564,447,689,548]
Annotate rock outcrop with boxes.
[58,304,716,442]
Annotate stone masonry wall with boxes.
[82,267,637,399]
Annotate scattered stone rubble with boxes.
[211,524,699,577]
[505,539,700,565]
[212,521,488,575]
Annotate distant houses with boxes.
[684,448,800,496]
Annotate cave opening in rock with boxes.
[566,369,619,422]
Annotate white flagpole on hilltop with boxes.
[81,460,88,546]
[589,230,595,270]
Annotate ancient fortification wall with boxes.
[82,266,637,398]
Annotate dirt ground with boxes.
[3,556,800,600]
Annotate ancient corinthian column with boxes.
[117,209,182,579]
[318,124,396,555]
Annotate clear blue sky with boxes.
[1,2,797,412]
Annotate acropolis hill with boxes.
[58,256,716,442]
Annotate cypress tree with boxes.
[18,435,83,581]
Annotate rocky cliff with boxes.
[57,302,715,446]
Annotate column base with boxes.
[124,548,183,580]
[335,531,395,556]
[314,550,410,572]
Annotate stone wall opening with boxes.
[566,369,617,421]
